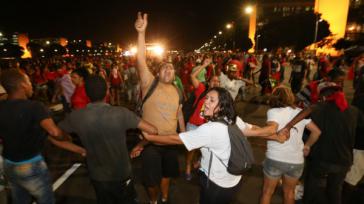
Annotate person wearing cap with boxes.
[219,61,252,101]
[279,82,364,204]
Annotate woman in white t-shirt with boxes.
[259,86,321,204]
[143,87,285,204]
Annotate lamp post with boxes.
[256,34,261,51]
[245,5,257,53]
[226,22,236,50]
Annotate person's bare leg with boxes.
[161,177,170,201]
[147,186,159,203]
[282,176,299,204]
[260,175,279,204]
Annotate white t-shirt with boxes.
[266,107,311,164]
[179,116,252,188]
[219,73,245,100]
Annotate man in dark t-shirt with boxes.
[303,85,364,204]
[0,69,84,204]
[59,76,157,204]
[290,53,307,93]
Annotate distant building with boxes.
[30,37,68,47]
[257,0,315,27]
[346,0,364,40]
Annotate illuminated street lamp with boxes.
[0,32,3,37]
[218,31,222,35]
[46,41,50,45]
[214,35,217,38]
[245,6,253,14]
[245,5,257,53]
[226,23,232,29]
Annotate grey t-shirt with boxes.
[59,102,140,181]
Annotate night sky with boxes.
[0,0,250,51]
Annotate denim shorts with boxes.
[263,158,304,179]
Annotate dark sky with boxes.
[0,0,249,51]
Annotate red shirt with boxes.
[44,71,58,81]
[71,84,90,110]
[189,83,207,126]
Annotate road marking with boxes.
[52,163,82,191]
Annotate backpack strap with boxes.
[141,77,159,107]
[207,148,213,188]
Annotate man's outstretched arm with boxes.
[135,12,154,92]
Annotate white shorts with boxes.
[345,149,364,186]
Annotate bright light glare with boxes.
[130,47,138,55]
[245,6,253,14]
[46,41,50,45]
[153,45,164,56]
[0,32,2,37]
[218,31,222,35]
[348,26,355,31]
[147,45,165,56]
[226,24,232,29]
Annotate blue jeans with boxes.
[4,156,54,204]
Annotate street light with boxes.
[256,35,261,51]
[314,16,323,44]
[214,35,217,38]
[245,6,253,14]
[218,31,222,35]
[226,22,236,50]
[245,5,257,53]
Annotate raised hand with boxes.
[203,58,212,66]
[135,12,148,33]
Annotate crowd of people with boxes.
[0,12,364,204]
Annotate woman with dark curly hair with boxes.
[143,87,285,204]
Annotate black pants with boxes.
[91,179,137,204]
[198,171,241,204]
[303,162,349,204]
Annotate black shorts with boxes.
[141,145,179,187]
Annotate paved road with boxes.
[0,68,361,203]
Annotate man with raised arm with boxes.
[132,12,185,204]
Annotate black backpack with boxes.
[182,86,209,125]
[207,119,255,177]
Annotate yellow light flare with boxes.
[247,5,257,53]
[314,0,350,39]
[18,33,31,58]
[59,37,68,47]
